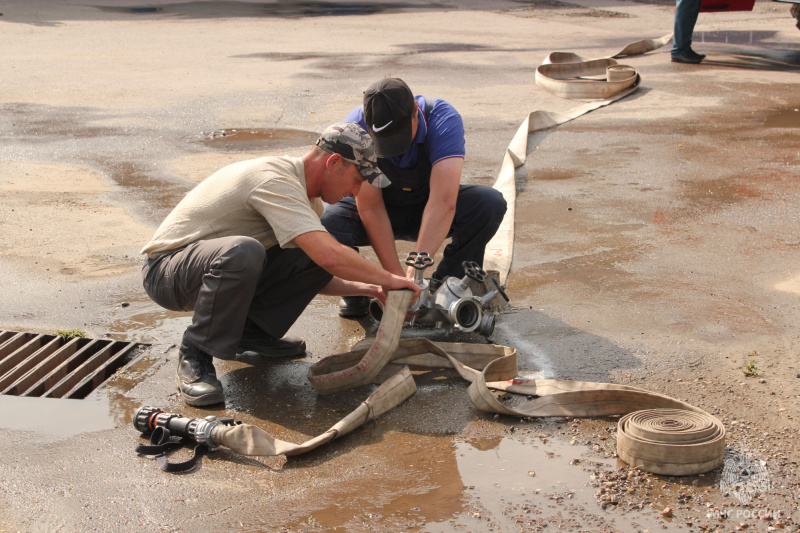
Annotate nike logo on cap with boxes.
[372,120,393,132]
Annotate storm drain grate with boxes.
[0,330,148,399]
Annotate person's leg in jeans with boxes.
[672,0,704,62]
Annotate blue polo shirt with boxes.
[345,95,466,170]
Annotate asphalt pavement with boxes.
[1,1,799,531]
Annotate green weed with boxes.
[742,360,758,377]
[56,329,86,339]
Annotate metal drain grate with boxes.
[0,330,148,399]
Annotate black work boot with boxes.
[237,320,306,357]
[338,296,369,318]
[175,336,224,407]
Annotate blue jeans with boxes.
[321,184,507,280]
[673,0,702,53]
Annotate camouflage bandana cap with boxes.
[315,122,391,188]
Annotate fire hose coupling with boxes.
[369,257,508,336]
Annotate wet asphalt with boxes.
[1,0,799,531]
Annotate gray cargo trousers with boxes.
[142,236,332,360]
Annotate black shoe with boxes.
[338,296,369,318]
[688,49,706,60]
[671,50,702,64]
[176,336,224,407]
[237,322,306,357]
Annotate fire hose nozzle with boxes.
[133,406,235,451]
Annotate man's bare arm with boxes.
[406,157,463,278]
[356,184,405,277]
[293,230,420,299]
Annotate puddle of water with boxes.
[424,434,674,532]
[308,453,465,530]
[0,341,164,439]
[197,128,319,153]
[0,395,115,438]
[764,107,800,128]
[234,52,329,61]
[105,293,191,345]
[681,177,761,210]
[269,424,714,532]
[102,349,169,428]
[107,161,189,212]
[397,42,493,54]
[95,2,438,19]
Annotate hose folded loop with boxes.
[535,58,639,100]
[484,34,673,284]
[209,289,725,476]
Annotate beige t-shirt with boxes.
[141,155,325,258]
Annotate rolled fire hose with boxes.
[211,290,724,475]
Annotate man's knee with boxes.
[214,236,266,275]
[460,186,507,223]
[484,187,508,223]
[321,199,362,247]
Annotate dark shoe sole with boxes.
[237,340,307,358]
[671,55,701,64]
[175,377,225,407]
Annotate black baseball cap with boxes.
[362,77,416,158]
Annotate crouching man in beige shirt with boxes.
[140,122,420,407]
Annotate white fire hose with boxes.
[209,290,725,475]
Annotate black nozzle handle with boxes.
[405,251,434,270]
[462,261,486,283]
[491,276,510,302]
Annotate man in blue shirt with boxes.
[321,78,507,317]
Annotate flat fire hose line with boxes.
[212,290,724,475]
[483,34,673,284]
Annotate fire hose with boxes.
[483,34,673,284]
[136,35,724,475]
[137,291,724,476]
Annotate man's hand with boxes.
[295,230,420,303]
[321,274,420,307]
[381,273,422,304]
